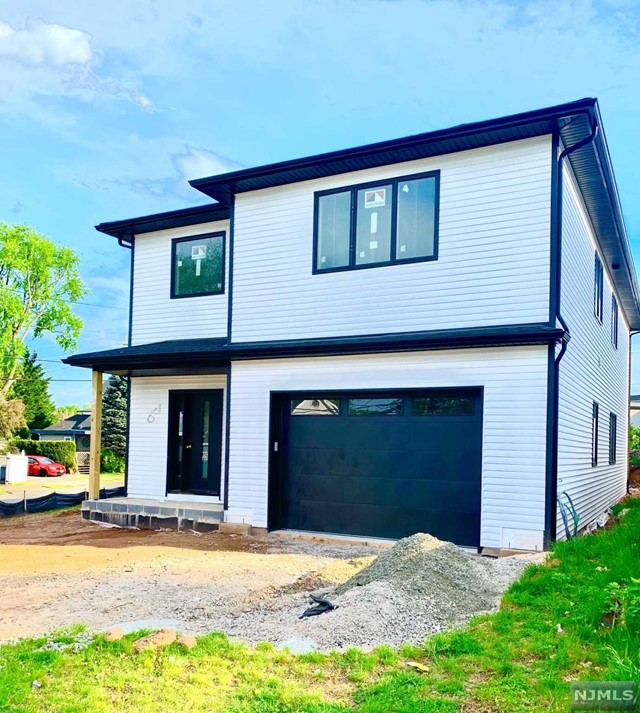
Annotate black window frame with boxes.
[312,170,440,274]
[170,231,226,300]
[609,412,617,465]
[611,294,619,348]
[592,401,599,467]
[594,253,604,322]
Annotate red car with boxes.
[27,456,66,477]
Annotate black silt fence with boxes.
[0,486,125,518]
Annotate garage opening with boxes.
[268,389,483,547]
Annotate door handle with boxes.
[185,444,192,450]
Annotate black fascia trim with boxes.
[312,170,440,274]
[170,231,226,300]
[190,98,597,201]
[96,203,231,239]
[63,323,565,371]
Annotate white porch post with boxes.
[89,370,103,500]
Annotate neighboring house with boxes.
[630,395,640,428]
[31,412,92,453]
[65,98,640,552]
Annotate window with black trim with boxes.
[290,398,340,416]
[592,402,599,466]
[171,232,224,298]
[314,171,439,272]
[594,253,603,322]
[611,294,619,348]
[348,398,403,416]
[609,412,617,465]
[413,395,475,416]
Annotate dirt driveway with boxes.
[0,509,379,643]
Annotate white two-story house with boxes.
[66,98,640,552]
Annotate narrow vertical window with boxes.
[316,191,351,270]
[355,184,393,266]
[609,412,617,465]
[594,253,603,322]
[611,295,619,348]
[396,176,437,260]
[592,402,599,466]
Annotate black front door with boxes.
[167,390,223,495]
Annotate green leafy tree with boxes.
[630,424,640,451]
[102,375,128,458]
[0,223,87,396]
[9,350,56,437]
[0,394,25,439]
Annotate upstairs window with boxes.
[592,402,599,466]
[611,295,619,348]
[594,253,604,322]
[171,233,225,298]
[609,412,617,465]
[314,171,439,273]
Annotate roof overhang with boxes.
[63,324,564,373]
[95,203,230,240]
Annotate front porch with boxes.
[81,497,224,532]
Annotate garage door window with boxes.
[291,398,340,416]
[413,395,475,416]
[348,397,403,416]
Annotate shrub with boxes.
[10,438,77,472]
[100,449,125,473]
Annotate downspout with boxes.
[544,117,599,547]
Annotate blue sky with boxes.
[0,0,639,405]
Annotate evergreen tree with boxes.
[102,375,128,457]
[9,350,55,436]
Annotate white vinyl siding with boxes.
[227,346,549,550]
[557,166,630,537]
[231,136,552,342]
[131,220,229,345]
[127,375,227,501]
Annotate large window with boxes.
[314,171,439,273]
[594,253,604,322]
[171,233,225,298]
[609,412,617,465]
[592,402,599,467]
[611,295,619,348]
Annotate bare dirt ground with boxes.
[0,509,380,643]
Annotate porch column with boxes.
[89,370,103,499]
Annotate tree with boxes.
[0,394,25,440]
[0,223,87,396]
[102,375,128,457]
[9,350,56,437]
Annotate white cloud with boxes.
[0,18,154,115]
[0,19,92,67]
[173,145,242,182]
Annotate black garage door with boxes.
[269,389,483,547]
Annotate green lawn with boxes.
[2,500,639,713]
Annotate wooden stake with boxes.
[89,370,103,500]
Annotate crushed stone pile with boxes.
[217,533,541,651]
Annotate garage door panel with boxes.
[274,389,483,547]
[295,501,481,542]
[285,474,481,511]
[289,446,480,482]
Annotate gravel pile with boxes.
[215,533,541,651]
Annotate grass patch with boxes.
[1,500,639,712]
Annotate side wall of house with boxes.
[231,136,552,342]
[131,219,230,345]
[127,374,227,501]
[227,346,549,550]
[557,166,630,537]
